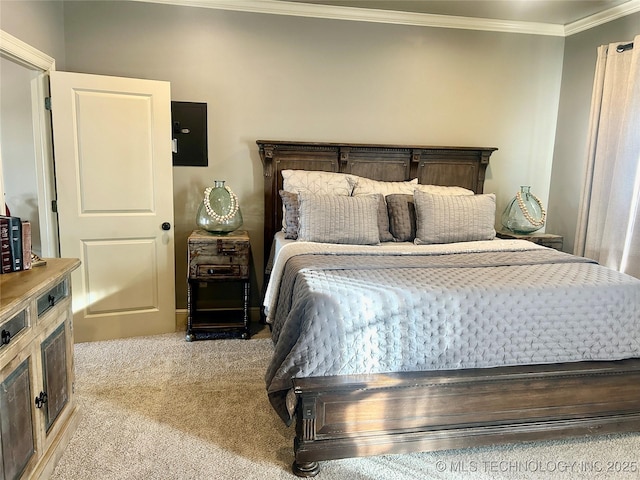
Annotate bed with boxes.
[258,140,640,477]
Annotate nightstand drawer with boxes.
[189,245,249,263]
[189,251,249,279]
[196,264,246,279]
[189,237,249,256]
[188,230,250,280]
[213,238,248,256]
[496,230,563,251]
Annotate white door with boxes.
[50,71,176,342]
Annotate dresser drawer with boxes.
[37,279,69,317]
[0,309,28,349]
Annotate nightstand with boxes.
[186,229,251,341]
[496,230,564,251]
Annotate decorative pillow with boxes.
[279,190,384,242]
[413,191,496,245]
[386,194,416,242]
[297,193,380,245]
[282,169,354,196]
[348,176,418,196]
[372,194,394,242]
[279,190,390,242]
[279,190,299,239]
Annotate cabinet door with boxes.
[0,359,36,480]
[40,323,68,432]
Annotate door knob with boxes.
[161,222,171,231]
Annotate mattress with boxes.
[263,239,640,422]
[264,231,294,275]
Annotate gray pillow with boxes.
[373,194,394,242]
[283,191,391,242]
[414,191,496,244]
[386,194,416,242]
[279,190,299,239]
[297,193,380,245]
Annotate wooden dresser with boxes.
[0,258,80,480]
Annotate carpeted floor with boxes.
[51,332,640,479]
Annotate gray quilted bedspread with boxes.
[265,248,640,422]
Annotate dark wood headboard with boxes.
[258,140,497,261]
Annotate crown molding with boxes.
[132,0,564,36]
[0,30,56,71]
[132,0,639,37]
[564,0,640,36]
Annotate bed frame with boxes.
[258,140,640,477]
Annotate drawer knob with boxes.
[1,329,10,345]
[35,391,48,409]
[207,267,233,275]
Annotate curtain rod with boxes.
[616,42,634,53]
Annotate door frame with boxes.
[0,30,59,257]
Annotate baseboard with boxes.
[176,309,188,331]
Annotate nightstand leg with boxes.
[186,280,196,342]
[242,280,250,339]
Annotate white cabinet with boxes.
[0,258,80,480]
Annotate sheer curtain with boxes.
[575,34,640,278]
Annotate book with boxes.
[0,218,12,274]
[0,215,23,271]
[21,220,32,270]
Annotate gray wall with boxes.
[0,0,66,67]
[0,57,41,253]
[58,0,566,309]
[547,12,640,253]
[0,0,636,319]
[0,0,66,254]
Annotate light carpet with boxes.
[51,332,640,479]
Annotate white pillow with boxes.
[282,170,354,196]
[281,170,355,231]
[349,176,418,196]
[413,190,496,244]
[413,184,474,196]
[349,175,474,197]
[297,193,380,245]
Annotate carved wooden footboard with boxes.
[292,360,640,476]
